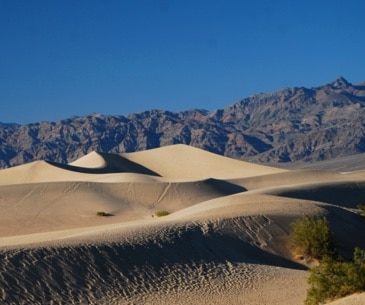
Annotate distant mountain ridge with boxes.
[1,76,365,169]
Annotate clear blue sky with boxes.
[1,0,364,124]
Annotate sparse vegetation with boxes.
[358,204,365,217]
[96,211,113,217]
[291,215,365,305]
[154,211,170,217]
[305,248,365,305]
[291,214,337,260]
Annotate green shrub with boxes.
[358,204,365,217]
[154,211,170,217]
[305,248,365,305]
[291,215,365,304]
[96,211,113,217]
[291,214,337,260]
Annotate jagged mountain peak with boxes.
[328,76,351,89]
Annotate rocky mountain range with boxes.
[1,76,365,169]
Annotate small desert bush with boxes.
[358,204,365,217]
[291,214,337,260]
[305,248,365,305]
[154,211,170,217]
[96,211,113,217]
[291,215,365,304]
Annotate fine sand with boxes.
[0,144,364,304]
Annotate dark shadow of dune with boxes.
[273,181,365,208]
[203,178,247,195]
[46,152,161,176]
[320,205,365,260]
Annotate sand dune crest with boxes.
[123,144,286,179]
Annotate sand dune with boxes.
[68,151,161,176]
[0,152,161,186]
[0,144,364,304]
[229,168,365,190]
[0,178,243,237]
[123,144,286,179]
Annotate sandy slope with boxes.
[327,293,365,305]
[0,179,234,237]
[122,144,287,179]
[0,144,364,305]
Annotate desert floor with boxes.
[0,144,364,304]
